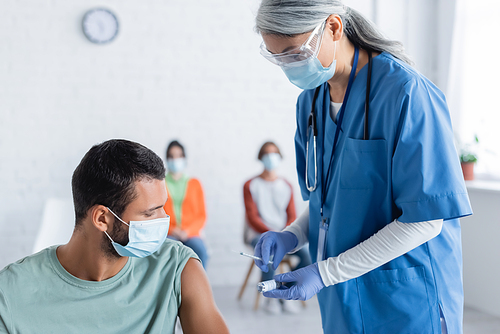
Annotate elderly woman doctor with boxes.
[253,1,472,333]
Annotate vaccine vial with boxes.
[257,279,284,293]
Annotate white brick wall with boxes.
[0,0,445,287]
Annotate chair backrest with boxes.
[32,198,75,254]
[243,216,259,246]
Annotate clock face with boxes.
[82,8,119,44]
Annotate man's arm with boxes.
[178,259,229,334]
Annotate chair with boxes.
[32,198,74,254]
[237,256,306,310]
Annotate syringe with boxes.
[238,251,273,264]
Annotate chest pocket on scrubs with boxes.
[340,138,387,189]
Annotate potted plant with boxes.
[459,135,479,181]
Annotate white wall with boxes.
[0,0,302,286]
[462,182,500,318]
[0,0,448,286]
[375,0,440,84]
[437,0,457,95]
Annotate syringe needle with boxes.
[239,251,273,264]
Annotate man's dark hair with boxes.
[166,140,185,159]
[72,139,166,227]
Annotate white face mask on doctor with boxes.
[260,20,337,90]
[104,207,170,258]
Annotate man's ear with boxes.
[90,205,113,232]
[326,14,343,42]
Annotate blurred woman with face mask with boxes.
[164,140,209,269]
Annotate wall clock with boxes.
[82,8,119,44]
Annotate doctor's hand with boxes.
[254,231,298,272]
[263,263,325,301]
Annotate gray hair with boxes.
[256,0,413,65]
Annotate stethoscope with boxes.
[305,48,373,193]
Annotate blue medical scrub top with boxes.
[295,52,472,334]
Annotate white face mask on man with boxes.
[104,207,170,258]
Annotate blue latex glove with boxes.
[263,263,325,301]
[254,231,298,272]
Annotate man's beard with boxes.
[101,216,130,259]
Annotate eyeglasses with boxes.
[260,20,327,68]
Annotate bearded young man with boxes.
[0,139,229,334]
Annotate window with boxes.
[449,0,500,178]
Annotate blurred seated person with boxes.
[164,140,209,269]
[243,141,311,314]
[0,139,228,334]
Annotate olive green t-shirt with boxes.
[0,240,197,334]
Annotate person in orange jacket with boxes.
[163,140,208,269]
